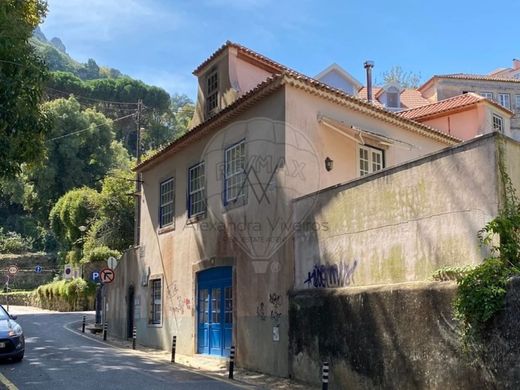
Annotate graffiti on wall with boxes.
[269,293,282,325]
[303,260,358,288]
[257,292,283,325]
[168,281,191,315]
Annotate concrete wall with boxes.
[290,276,520,389]
[289,282,480,389]
[294,134,503,289]
[106,248,140,340]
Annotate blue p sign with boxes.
[91,271,100,283]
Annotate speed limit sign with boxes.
[7,265,18,275]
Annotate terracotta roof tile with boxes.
[398,93,487,120]
[193,41,288,75]
[357,87,430,109]
[420,73,520,91]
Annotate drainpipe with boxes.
[364,60,374,103]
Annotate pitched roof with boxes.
[397,92,513,120]
[135,70,461,172]
[419,73,520,91]
[193,41,288,75]
[357,87,430,109]
[314,63,363,90]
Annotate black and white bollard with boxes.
[103,321,108,341]
[132,326,136,350]
[322,362,329,390]
[171,335,176,363]
[82,315,86,333]
[228,346,236,379]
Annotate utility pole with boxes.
[134,99,143,246]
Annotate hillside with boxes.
[31,27,123,80]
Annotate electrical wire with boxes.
[46,87,141,106]
[46,112,137,142]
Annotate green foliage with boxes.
[34,278,96,311]
[454,259,516,339]
[0,228,33,254]
[81,246,120,264]
[84,169,134,252]
[454,161,520,346]
[431,265,473,282]
[49,187,100,249]
[0,0,51,177]
[22,97,129,218]
[50,169,133,262]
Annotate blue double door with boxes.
[197,267,233,357]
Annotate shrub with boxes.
[32,279,96,311]
[81,245,120,264]
[0,228,33,254]
[432,265,473,282]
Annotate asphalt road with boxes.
[0,307,244,390]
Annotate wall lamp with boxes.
[325,157,334,171]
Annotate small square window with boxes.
[359,145,384,177]
[493,114,504,133]
[159,178,174,227]
[498,93,511,109]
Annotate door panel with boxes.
[196,267,232,356]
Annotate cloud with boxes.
[42,0,183,42]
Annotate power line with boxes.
[46,112,137,142]
[46,87,141,106]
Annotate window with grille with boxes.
[493,114,504,133]
[224,141,247,205]
[159,178,174,227]
[188,162,206,218]
[206,68,219,115]
[498,93,511,109]
[359,145,384,176]
[516,95,520,112]
[150,279,162,325]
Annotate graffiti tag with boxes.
[304,260,358,288]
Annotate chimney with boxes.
[364,60,374,103]
[513,59,520,70]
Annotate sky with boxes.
[40,0,519,100]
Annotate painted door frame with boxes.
[196,266,233,357]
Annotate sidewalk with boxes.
[76,314,317,390]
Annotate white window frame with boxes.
[515,95,520,111]
[188,162,206,218]
[498,93,511,109]
[358,145,384,177]
[480,92,494,100]
[493,114,504,133]
[224,140,247,205]
[159,178,174,228]
[150,278,162,325]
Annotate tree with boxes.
[83,169,134,253]
[23,97,130,219]
[381,66,421,88]
[0,0,50,178]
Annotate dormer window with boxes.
[383,83,401,110]
[206,67,219,115]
